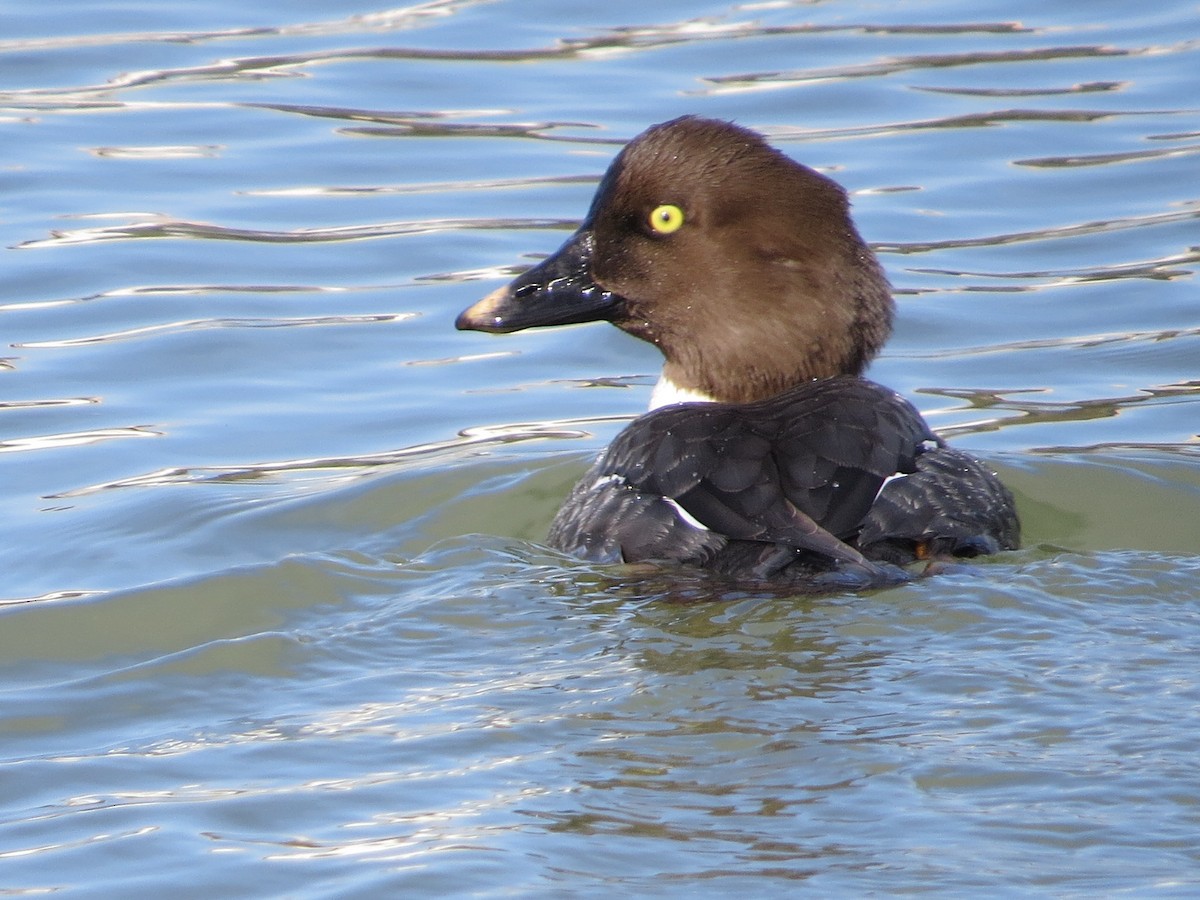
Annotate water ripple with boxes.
[86,144,223,159]
[47,416,624,498]
[0,397,99,410]
[1016,141,1200,169]
[3,2,1200,894]
[906,247,1199,289]
[0,0,484,54]
[915,80,1125,98]
[13,313,413,349]
[0,825,157,863]
[876,201,1200,256]
[919,382,1200,439]
[242,172,598,198]
[762,107,1197,144]
[14,216,575,249]
[0,15,1038,113]
[701,43,1136,94]
[0,426,161,454]
[906,326,1200,359]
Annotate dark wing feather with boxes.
[547,457,726,566]
[549,376,937,567]
[773,382,936,535]
[857,446,1020,564]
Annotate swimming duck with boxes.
[457,116,1018,588]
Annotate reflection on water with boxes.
[15,215,577,248]
[876,201,1200,255]
[908,248,1199,286]
[702,43,1132,93]
[243,171,599,197]
[2,0,1200,894]
[0,424,161,453]
[48,416,613,496]
[923,381,1200,440]
[14,313,413,348]
[1017,140,1200,168]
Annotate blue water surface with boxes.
[1,0,1199,895]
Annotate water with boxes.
[1,0,1199,894]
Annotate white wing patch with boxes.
[664,497,710,532]
[876,471,907,500]
[589,470,709,532]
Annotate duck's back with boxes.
[549,377,936,574]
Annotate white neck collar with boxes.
[649,374,717,410]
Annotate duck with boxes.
[456,116,1018,590]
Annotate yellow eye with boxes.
[648,204,685,235]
